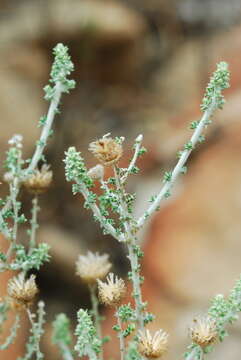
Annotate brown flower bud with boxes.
[8,273,38,309]
[138,329,168,359]
[89,136,123,166]
[24,164,52,194]
[97,273,126,306]
[87,164,104,180]
[189,317,217,348]
[76,251,111,284]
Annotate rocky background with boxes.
[1,0,241,359]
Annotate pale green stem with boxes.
[6,178,20,260]
[27,82,63,174]
[186,348,203,360]
[28,196,39,255]
[121,134,143,185]
[114,166,144,330]
[137,102,216,229]
[0,315,20,350]
[116,308,125,360]
[59,342,74,360]
[89,284,103,360]
[77,180,123,242]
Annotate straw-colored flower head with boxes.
[189,317,217,348]
[97,273,126,306]
[138,329,169,359]
[8,273,38,309]
[87,164,104,180]
[89,136,123,166]
[3,171,14,183]
[24,164,53,194]
[76,251,111,284]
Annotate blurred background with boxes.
[1,0,241,359]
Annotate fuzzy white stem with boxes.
[59,343,74,360]
[137,103,215,229]
[27,82,62,174]
[114,166,145,330]
[80,183,124,242]
[121,134,143,184]
[28,196,39,255]
[116,309,125,360]
[89,284,103,360]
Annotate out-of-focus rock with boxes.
[49,0,146,44]
[38,225,86,284]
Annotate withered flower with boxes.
[24,164,52,194]
[97,273,126,306]
[8,273,38,309]
[189,317,217,348]
[87,164,104,180]
[89,135,123,166]
[76,251,111,284]
[138,329,168,358]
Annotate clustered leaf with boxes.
[10,243,50,271]
[201,61,230,112]
[52,313,72,346]
[74,309,101,358]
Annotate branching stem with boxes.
[137,102,216,229]
[89,284,103,360]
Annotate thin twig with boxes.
[89,284,103,360]
[137,102,215,229]
[121,134,143,184]
[27,82,63,174]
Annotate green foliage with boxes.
[52,313,72,346]
[44,43,75,100]
[19,302,46,360]
[75,309,101,359]
[64,147,93,189]
[10,243,50,271]
[201,61,230,112]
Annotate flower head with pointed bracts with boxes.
[97,273,126,306]
[189,317,217,348]
[76,251,111,284]
[89,135,123,166]
[24,164,52,194]
[8,273,38,309]
[138,329,168,358]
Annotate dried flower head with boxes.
[24,164,53,194]
[3,171,14,183]
[189,317,217,348]
[76,251,111,284]
[8,273,38,309]
[138,329,168,358]
[87,164,104,180]
[89,135,123,166]
[97,273,126,306]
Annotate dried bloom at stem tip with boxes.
[89,135,123,166]
[87,164,104,180]
[97,273,126,306]
[7,273,38,309]
[76,251,111,284]
[24,164,53,194]
[138,329,168,358]
[189,317,217,348]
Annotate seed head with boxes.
[8,273,38,309]
[189,317,217,348]
[76,251,111,284]
[3,171,14,183]
[138,329,168,358]
[89,135,123,166]
[87,164,104,180]
[24,164,53,194]
[97,273,126,306]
